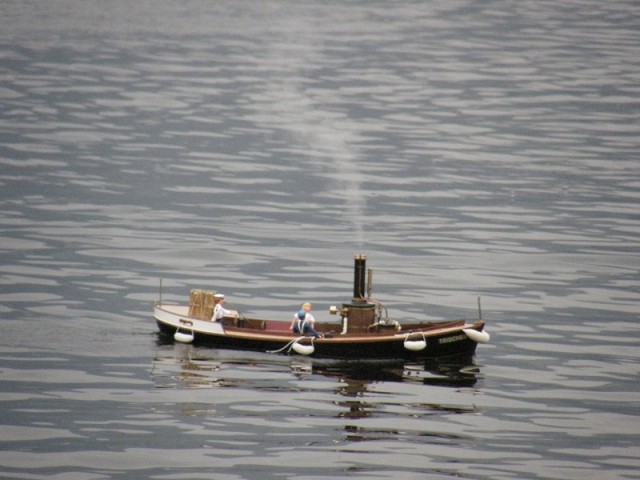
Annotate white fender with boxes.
[463,328,490,344]
[174,331,194,343]
[291,341,315,356]
[404,340,427,351]
[404,333,427,351]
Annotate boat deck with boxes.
[223,316,468,338]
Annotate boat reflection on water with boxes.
[312,355,481,429]
[313,354,480,388]
[152,337,481,392]
[151,340,483,444]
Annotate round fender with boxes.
[463,328,490,344]
[404,340,427,351]
[291,341,315,356]
[404,332,427,351]
[174,331,194,343]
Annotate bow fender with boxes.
[463,328,490,344]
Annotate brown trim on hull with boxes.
[223,319,481,344]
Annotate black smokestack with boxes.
[353,254,367,301]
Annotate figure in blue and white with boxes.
[289,302,320,338]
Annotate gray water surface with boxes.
[1,1,639,479]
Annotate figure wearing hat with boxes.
[212,294,237,322]
[289,302,320,338]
